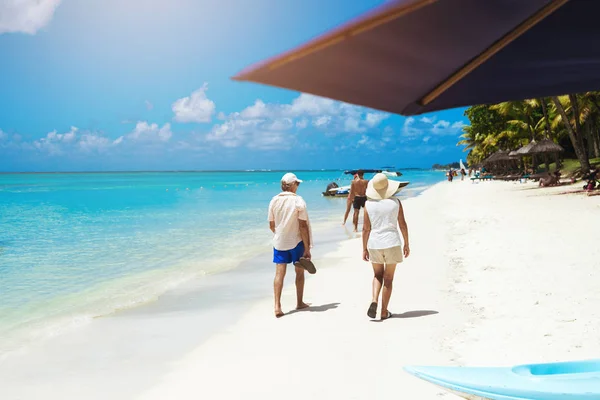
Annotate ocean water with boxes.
[0,170,443,356]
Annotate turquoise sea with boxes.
[0,170,443,356]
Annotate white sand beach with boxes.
[135,180,600,400]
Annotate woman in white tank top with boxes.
[362,174,410,320]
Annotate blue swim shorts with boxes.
[273,241,305,265]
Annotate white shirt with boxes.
[268,192,311,251]
[365,198,402,249]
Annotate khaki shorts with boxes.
[368,246,403,264]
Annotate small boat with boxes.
[381,166,403,177]
[322,181,410,197]
[343,168,383,175]
[404,359,600,399]
[322,182,350,197]
[343,168,403,177]
[382,170,402,177]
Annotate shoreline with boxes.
[0,212,360,399]
[136,179,600,400]
[136,184,463,399]
[9,178,597,399]
[0,174,436,362]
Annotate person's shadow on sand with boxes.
[371,310,438,322]
[285,302,340,316]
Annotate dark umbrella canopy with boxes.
[232,0,600,116]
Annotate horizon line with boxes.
[0,167,432,174]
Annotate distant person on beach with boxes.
[362,173,410,320]
[447,169,454,182]
[349,170,368,232]
[343,173,360,225]
[460,168,466,181]
[268,173,316,318]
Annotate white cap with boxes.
[281,172,303,184]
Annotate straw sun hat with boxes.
[366,173,402,200]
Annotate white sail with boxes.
[459,159,467,171]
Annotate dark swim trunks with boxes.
[353,195,367,209]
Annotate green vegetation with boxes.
[459,94,600,175]
[537,158,600,176]
[432,162,460,170]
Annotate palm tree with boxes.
[576,92,600,158]
[491,99,540,141]
[550,95,590,172]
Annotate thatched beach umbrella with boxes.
[515,140,537,155]
[529,138,564,155]
[513,139,564,172]
[508,150,520,158]
[530,138,565,171]
[484,150,510,164]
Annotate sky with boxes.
[0,0,469,172]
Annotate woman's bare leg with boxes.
[371,263,384,303]
[381,263,397,318]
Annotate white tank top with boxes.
[365,198,402,249]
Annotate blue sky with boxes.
[0,0,469,172]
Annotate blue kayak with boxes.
[404,359,600,399]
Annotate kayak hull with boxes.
[404,359,600,400]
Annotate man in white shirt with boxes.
[268,172,315,318]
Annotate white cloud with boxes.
[172,83,215,123]
[240,100,269,119]
[78,134,112,152]
[402,117,466,137]
[205,117,291,150]
[238,93,386,131]
[128,121,172,142]
[0,0,62,34]
[266,118,293,131]
[431,120,450,134]
[366,113,389,127]
[296,119,308,129]
[33,126,79,154]
[344,117,363,133]
[313,116,331,127]
[204,93,390,151]
[402,117,420,137]
[11,121,173,157]
[423,136,431,143]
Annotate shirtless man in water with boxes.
[343,174,359,225]
[349,170,368,232]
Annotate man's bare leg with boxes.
[274,264,287,317]
[343,198,352,224]
[352,208,360,232]
[381,264,397,319]
[295,266,309,309]
[371,263,384,304]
